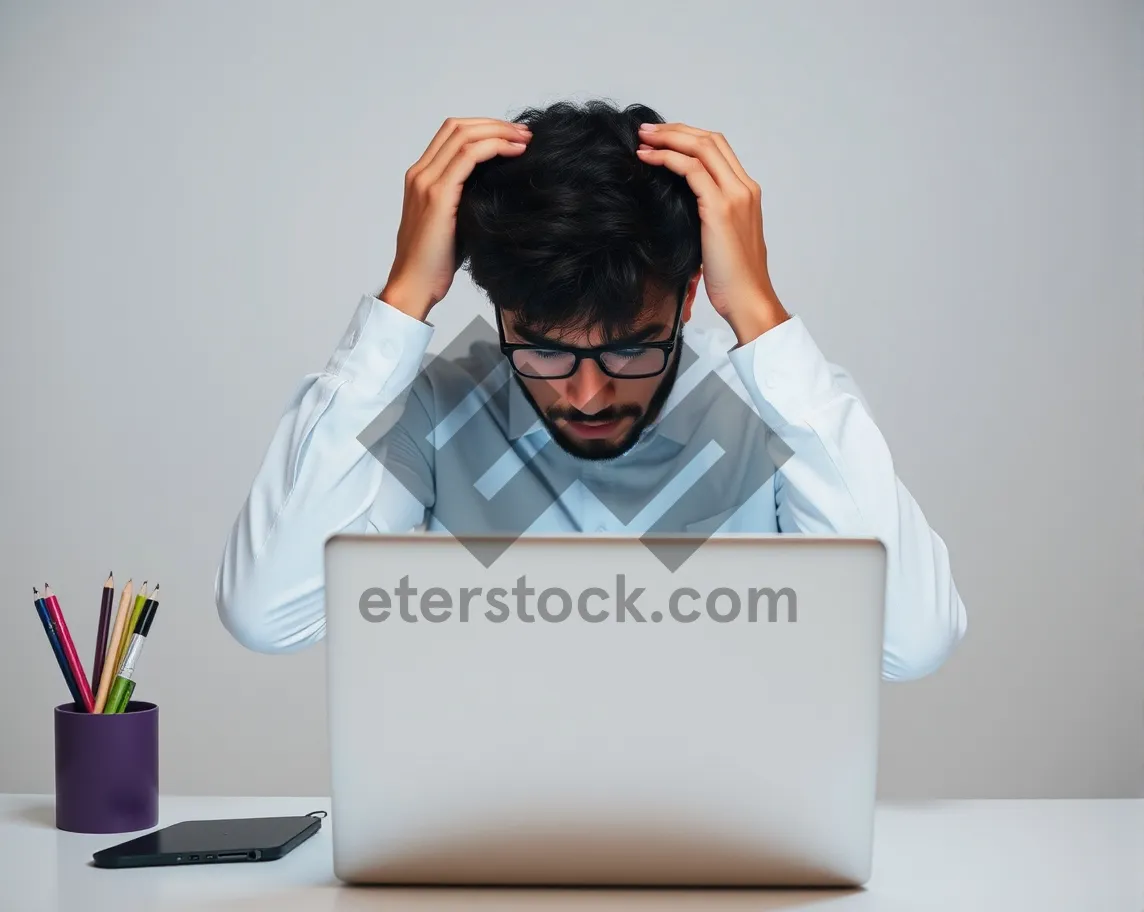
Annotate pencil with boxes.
[125,581,155,648]
[42,584,94,712]
[112,582,148,682]
[91,572,114,693]
[32,587,84,709]
[106,589,160,714]
[93,578,133,714]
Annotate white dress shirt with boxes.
[215,292,967,680]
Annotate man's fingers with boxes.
[639,126,742,194]
[417,121,530,186]
[410,119,528,183]
[636,147,720,203]
[411,118,500,171]
[707,134,754,190]
[641,124,755,192]
[437,136,528,200]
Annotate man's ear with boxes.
[682,269,702,323]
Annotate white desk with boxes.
[2,795,1140,911]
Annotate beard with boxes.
[512,333,684,462]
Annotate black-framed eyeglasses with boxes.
[496,292,685,380]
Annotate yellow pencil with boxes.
[93,579,133,713]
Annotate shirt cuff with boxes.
[325,292,436,396]
[727,314,837,429]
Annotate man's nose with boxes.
[564,358,613,413]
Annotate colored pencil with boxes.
[106,591,160,714]
[32,587,84,708]
[112,582,148,682]
[91,572,115,693]
[42,584,93,712]
[125,581,156,649]
[93,578,133,713]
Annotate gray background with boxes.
[1,0,1141,798]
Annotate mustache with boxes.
[547,403,642,423]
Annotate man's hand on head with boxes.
[380,117,534,322]
[635,122,789,346]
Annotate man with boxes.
[215,100,967,681]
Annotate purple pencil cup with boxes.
[54,701,158,834]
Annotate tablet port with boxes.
[190,855,199,861]
[217,852,247,860]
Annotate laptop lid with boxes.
[324,532,886,886]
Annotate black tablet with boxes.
[92,812,325,868]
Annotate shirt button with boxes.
[380,339,399,358]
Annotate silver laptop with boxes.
[323,532,886,886]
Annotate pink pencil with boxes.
[43,583,94,712]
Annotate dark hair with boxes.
[455,99,702,341]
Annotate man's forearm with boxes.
[378,281,435,323]
[727,290,791,347]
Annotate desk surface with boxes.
[1,795,1140,911]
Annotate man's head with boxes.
[454,99,703,459]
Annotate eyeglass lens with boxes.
[511,347,667,378]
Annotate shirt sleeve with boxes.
[214,292,436,654]
[727,314,968,682]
